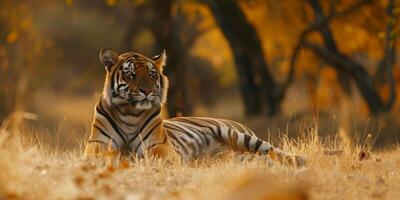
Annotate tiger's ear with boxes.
[152,49,167,71]
[99,48,119,72]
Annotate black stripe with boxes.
[147,136,168,150]
[93,124,120,148]
[183,132,202,152]
[193,130,210,147]
[134,121,162,152]
[116,70,121,84]
[254,139,263,153]
[202,118,223,141]
[226,126,234,144]
[127,107,161,145]
[179,136,189,143]
[224,121,237,132]
[177,134,199,156]
[230,121,247,133]
[182,124,207,145]
[244,134,251,150]
[166,130,189,155]
[174,119,219,141]
[223,122,240,146]
[163,124,185,132]
[116,106,145,117]
[170,124,203,149]
[112,91,118,97]
[227,129,235,147]
[116,71,124,92]
[96,119,108,131]
[243,126,254,135]
[135,107,161,135]
[111,108,139,127]
[97,101,127,144]
[163,124,202,150]
[210,147,229,157]
[116,83,127,92]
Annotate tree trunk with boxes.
[208,0,283,116]
[150,0,191,117]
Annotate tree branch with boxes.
[291,0,397,115]
[290,0,373,72]
[303,42,383,114]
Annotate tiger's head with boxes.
[99,48,168,110]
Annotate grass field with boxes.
[0,126,399,200]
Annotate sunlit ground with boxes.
[1,125,399,200]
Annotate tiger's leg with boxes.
[83,139,124,169]
[135,124,176,159]
[145,142,181,165]
[83,129,121,159]
[84,141,116,157]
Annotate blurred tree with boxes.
[124,0,206,117]
[207,0,294,116]
[293,0,398,115]
[0,1,41,125]
[149,0,190,117]
[123,3,151,51]
[105,0,188,117]
[0,1,18,123]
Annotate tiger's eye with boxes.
[125,71,135,79]
[150,71,158,80]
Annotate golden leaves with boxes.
[105,0,117,7]
[6,30,18,44]
[65,0,74,6]
[132,0,146,6]
[378,31,386,39]
[394,7,400,15]
[20,15,32,31]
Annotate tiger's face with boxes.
[99,48,168,110]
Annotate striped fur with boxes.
[84,49,304,165]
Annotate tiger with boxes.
[84,48,305,166]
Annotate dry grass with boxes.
[0,127,399,200]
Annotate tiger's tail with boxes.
[219,129,305,166]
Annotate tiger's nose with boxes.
[139,88,152,96]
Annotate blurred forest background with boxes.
[1,0,400,150]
